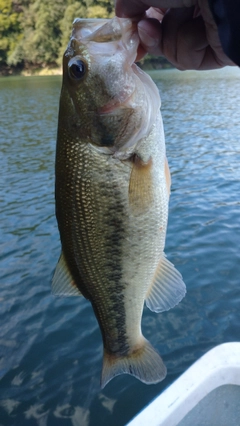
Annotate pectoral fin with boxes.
[52,252,82,296]
[145,255,186,313]
[128,154,154,215]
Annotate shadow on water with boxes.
[0,68,240,425]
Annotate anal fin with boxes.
[52,252,82,296]
[145,255,186,313]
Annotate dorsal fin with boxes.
[145,255,186,312]
[52,252,82,296]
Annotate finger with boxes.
[198,0,235,67]
[162,7,233,69]
[146,7,165,20]
[182,17,234,69]
[137,18,163,56]
[160,7,196,67]
[174,15,211,69]
[115,0,197,18]
[136,9,209,65]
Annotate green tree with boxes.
[58,1,87,62]
[1,0,115,70]
[0,0,23,66]
[87,5,111,18]
[58,0,114,64]
[19,0,65,66]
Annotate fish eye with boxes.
[68,58,86,80]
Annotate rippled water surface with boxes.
[0,68,240,425]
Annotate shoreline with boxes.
[0,60,173,78]
[21,67,62,77]
[0,67,62,78]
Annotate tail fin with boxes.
[101,339,167,388]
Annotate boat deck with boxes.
[127,342,240,426]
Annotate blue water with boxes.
[0,67,240,425]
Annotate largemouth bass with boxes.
[53,17,186,388]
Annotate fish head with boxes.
[61,17,160,156]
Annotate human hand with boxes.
[115,0,235,70]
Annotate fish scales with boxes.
[56,136,146,350]
[53,16,186,388]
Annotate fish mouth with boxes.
[95,61,160,153]
[97,62,157,116]
[72,17,138,44]
[97,89,136,115]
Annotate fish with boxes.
[52,16,186,388]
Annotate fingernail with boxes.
[138,24,157,47]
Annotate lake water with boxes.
[0,67,240,426]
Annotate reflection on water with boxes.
[0,68,240,425]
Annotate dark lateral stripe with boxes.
[94,178,130,357]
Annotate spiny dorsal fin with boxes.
[52,252,82,296]
[128,154,153,215]
[145,255,186,313]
